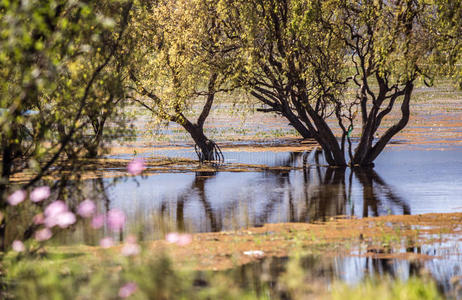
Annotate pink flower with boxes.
[121,235,140,256]
[177,234,192,246]
[118,282,137,298]
[166,232,180,244]
[91,214,105,229]
[43,201,75,228]
[77,199,96,218]
[126,235,137,244]
[35,228,52,241]
[99,237,114,248]
[7,190,26,206]
[30,186,50,203]
[54,211,76,228]
[121,243,140,257]
[165,232,192,246]
[127,158,145,175]
[107,209,125,231]
[44,201,68,218]
[12,240,25,252]
[33,213,45,225]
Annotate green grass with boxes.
[331,277,442,300]
[1,247,444,300]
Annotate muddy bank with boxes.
[47,212,462,271]
[148,212,462,270]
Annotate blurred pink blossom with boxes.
[107,209,125,231]
[118,282,137,298]
[54,211,76,228]
[177,234,192,246]
[126,235,137,244]
[77,199,96,218]
[99,237,114,248]
[127,158,145,175]
[44,201,67,218]
[35,228,52,241]
[33,213,45,225]
[44,201,76,228]
[166,232,180,243]
[30,186,50,203]
[7,190,26,206]
[121,235,140,256]
[12,240,25,252]
[121,242,141,256]
[165,232,192,246]
[91,214,105,229]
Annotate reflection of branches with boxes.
[93,177,113,213]
[297,163,409,222]
[253,151,307,224]
[300,167,347,222]
[193,172,220,232]
[159,151,409,232]
[354,168,410,217]
[254,170,291,224]
[167,171,221,232]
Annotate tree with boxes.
[223,0,317,139]
[328,0,462,167]
[126,0,239,162]
[228,0,461,167]
[0,0,133,249]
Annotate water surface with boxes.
[91,147,462,238]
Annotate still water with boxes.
[226,238,462,298]
[96,147,462,237]
[64,146,462,297]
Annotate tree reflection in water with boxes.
[21,150,410,243]
[153,150,410,234]
[174,171,221,232]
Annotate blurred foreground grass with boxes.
[2,248,442,300]
[3,210,456,300]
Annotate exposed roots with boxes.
[195,140,224,163]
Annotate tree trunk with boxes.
[352,83,414,167]
[0,132,17,251]
[182,122,219,162]
[280,105,312,139]
[298,93,346,167]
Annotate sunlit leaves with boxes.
[126,0,238,125]
[0,1,134,208]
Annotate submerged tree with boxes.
[126,0,239,162]
[228,0,461,167]
[328,0,462,167]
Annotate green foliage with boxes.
[331,277,443,300]
[223,0,462,166]
[3,250,264,300]
[126,0,238,125]
[0,0,133,192]
[2,247,444,300]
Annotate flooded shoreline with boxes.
[88,146,462,238]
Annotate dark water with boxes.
[96,148,462,237]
